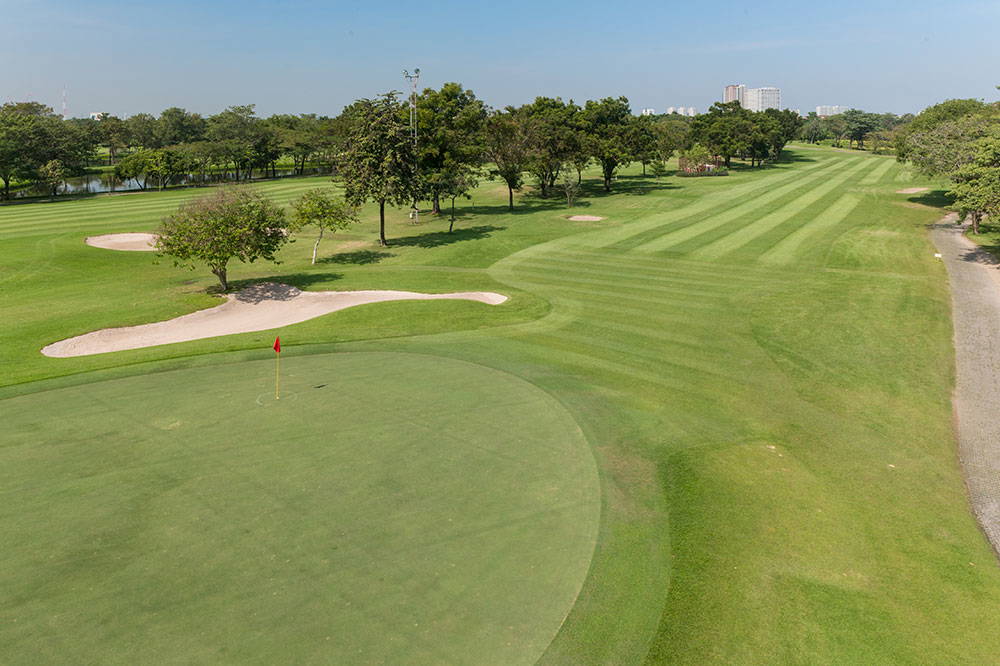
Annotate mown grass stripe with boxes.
[598,159,846,253]
[689,157,876,260]
[757,193,863,265]
[860,158,894,184]
[632,158,860,254]
[574,158,835,251]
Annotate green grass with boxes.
[1,352,599,663]
[3,149,1000,663]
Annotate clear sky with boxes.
[3,0,998,118]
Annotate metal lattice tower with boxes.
[403,68,421,223]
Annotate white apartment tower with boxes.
[816,105,847,117]
[743,87,781,112]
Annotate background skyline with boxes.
[3,0,999,118]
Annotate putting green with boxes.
[0,352,600,664]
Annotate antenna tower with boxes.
[403,68,421,223]
[62,87,68,119]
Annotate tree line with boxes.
[1,86,808,203]
[799,108,912,152]
[895,97,1000,233]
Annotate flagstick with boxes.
[275,350,280,400]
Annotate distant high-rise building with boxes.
[743,87,781,112]
[640,108,655,116]
[816,105,848,117]
[665,106,676,114]
[686,107,697,117]
[724,84,746,105]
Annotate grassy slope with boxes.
[3,149,1000,663]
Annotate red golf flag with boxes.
[273,336,281,353]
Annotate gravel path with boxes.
[931,214,1000,558]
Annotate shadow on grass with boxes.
[908,190,952,208]
[581,175,681,198]
[225,271,343,296]
[318,250,395,265]
[388,225,505,248]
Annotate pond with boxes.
[11,168,328,199]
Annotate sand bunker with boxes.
[896,187,929,194]
[86,233,159,251]
[568,215,605,222]
[42,282,508,358]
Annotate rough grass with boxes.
[3,149,1000,663]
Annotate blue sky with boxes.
[3,0,998,118]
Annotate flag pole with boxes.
[273,336,281,400]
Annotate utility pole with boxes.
[403,68,420,224]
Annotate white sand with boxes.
[42,282,508,357]
[895,187,929,194]
[86,232,159,251]
[568,215,605,222]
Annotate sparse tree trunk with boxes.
[432,191,441,215]
[449,196,456,233]
[312,227,324,264]
[507,184,514,211]
[212,266,229,292]
[972,212,982,235]
[642,161,647,176]
[2,176,10,200]
[378,199,388,246]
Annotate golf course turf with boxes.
[4,147,1000,663]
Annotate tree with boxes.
[289,188,359,264]
[415,83,487,213]
[38,160,65,196]
[903,114,994,178]
[689,101,751,167]
[439,166,478,232]
[483,109,531,211]
[0,110,39,200]
[127,113,159,149]
[98,115,130,164]
[519,97,580,196]
[156,107,206,146]
[561,172,580,207]
[580,96,633,191]
[627,114,658,176]
[842,109,881,149]
[949,134,1000,234]
[207,105,260,180]
[650,160,668,179]
[155,186,288,291]
[339,92,419,246]
[800,118,828,143]
[653,114,689,163]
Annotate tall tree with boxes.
[127,113,159,149]
[580,96,633,191]
[482,109,531,211]
[157,107,206,146]
[627,114,659,176]
[415,83,487,213]
[155,186,288,291]
[339,92,419,246]
[949,133,1000,234]
[519,97,580,196]
[689,101,751,167]
[841,109,881,149]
